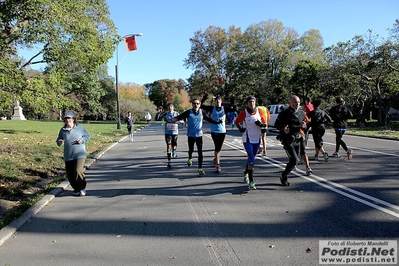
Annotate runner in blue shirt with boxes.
[158,103,180,169]
[201,95,236,173]
[170,99,222,176]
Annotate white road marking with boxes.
[203,133,399,219]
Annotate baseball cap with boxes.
[246,95,256,102]
[64,111,75,118]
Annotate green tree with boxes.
[184,25,242,99]
[0,0,119,116]
[146,79,186,110]
[227,19,299,104]
[290,59,320,100]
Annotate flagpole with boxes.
[115,33,143,130]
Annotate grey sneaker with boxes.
[305,167,312,176]
[215,165,221,173]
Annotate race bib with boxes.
[166,123,178,131]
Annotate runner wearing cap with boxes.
[56,111,91,196]
[235,96,267,190]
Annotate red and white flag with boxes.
[124,36,137,52]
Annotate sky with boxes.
[19,0,399,86]
[106,0,398,86]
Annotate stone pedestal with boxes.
[11,100,26,120]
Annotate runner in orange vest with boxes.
[256,99,271,156]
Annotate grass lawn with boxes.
[346,120,399,140]
[0,120,147,229]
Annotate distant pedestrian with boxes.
[308,99,331,162]
[125,111,135,141]
[275,95,312,187]
[229,111,237,128]
[155,106,163,121]
[145,112,152,124]
[235,95,268,190]
[158,103,180,169]
[304,96,314,146]
[201,95,237,173]
[329,97,354,159]
[256,98,271,156]
[56,111,91,196]
[170,99,222,176]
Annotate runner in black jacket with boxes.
[275,95,312,186]
[328,97,354,160]
[309,99,331,162]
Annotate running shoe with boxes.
[314,155,319,161]
[215,165,221,173]
[280,172,290,186]
[72,191,80,197]
[243,171,249,184]
[347,149,353,160]
[332,152,339,158]
[249,181,257,190]
[323,152,329,162]
[292,166,297,171]
[80,190,87,196]
[198,168,205,176]
[306,167,313,176]
[167,162,172,169]
[172,150,177,158]
[187,158,192,167]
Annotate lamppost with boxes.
[115,33,143,129]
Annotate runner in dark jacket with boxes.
[328,97,354,160]
[309,99,331,162]
[275,95,312,187]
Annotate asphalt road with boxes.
[0,122,398,266]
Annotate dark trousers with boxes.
[65,158,86,192]
[210,132,226,152]
[188,136,203,168]
[282,138,306,177]
[334,129,348,152]
[312,128,326,149]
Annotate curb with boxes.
[0,134,129,247]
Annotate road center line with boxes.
[204,133,399,219]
